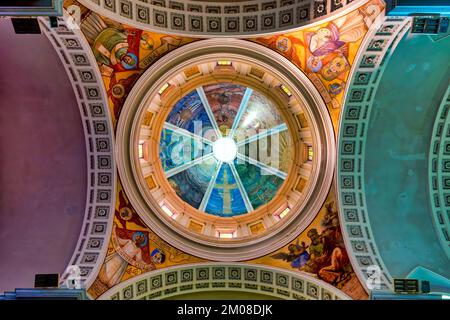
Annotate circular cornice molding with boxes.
[77,0,370,38]
[139,72,305,242]
[116,39,336,261]
[38,13,117,290]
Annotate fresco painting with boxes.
[98,226,155,288]
[88,181,205,298]
[238,130,293,174]
[205,163,248,216]
[233,159,284,209]
[160,84,290,216]
[252,0,385,131]
[232,90,285,143]
[70,0,196,126]
[91,26,142,73]
[71,0,382,299]
[165,89,218,140]
[159,128,212,172]
[250,189,368,300]
[203,83,246,135]
[168,158,217,210]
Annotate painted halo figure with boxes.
[151,249,166,264]
[93,27,141,72]
[306,10,367,81]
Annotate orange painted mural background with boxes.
[65,0,386,300]
[253,0,384,132]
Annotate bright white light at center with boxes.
[213,137,237,162]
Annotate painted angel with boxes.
[271,240,310,269]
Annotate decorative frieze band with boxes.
[98,263,351,300]
[336,16,411,292]
[77,0,366,37]
[39,13,116,291]
[429,85,450,260]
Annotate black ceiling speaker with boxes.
[11,18,41,34]
[49,16,58,28]
[34,274,60,288]
[421,280,431,294]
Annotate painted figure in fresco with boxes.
[319,52,350,81]
[274,36,303,62]
[306,10,367,81]
[203,83,246,132]
[321,202,346,254]
[318,247,351,285]
[254,35,305,68]
[115,190,147,229]
[98,227,155,288]
[80,12,142,74]
[317,202,352,284]
[301,203,351,285]
[151,249,166,264]
[308,23,346,56]
[271,240,310,269]
[300,228,328,274]
[165,90,213,134]
[93,27,142,72]
[271,201,353,286]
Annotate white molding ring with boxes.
[429,85,450,260]
[77,0,370,38]
[116,39,336,261]
[39,13,116,291]
[336,16,411,292]
[98,262,351,300]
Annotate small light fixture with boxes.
[216,230,236,239]
[138,141,145,159]
[308,146,313,161]
[280,84,292,97]
[158,82,170,95]
[161,204,177,219]
[217,60,232,66]
[275,207,290,221]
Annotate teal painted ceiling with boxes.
[364,32,450,279]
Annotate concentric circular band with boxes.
[116,39,336,261]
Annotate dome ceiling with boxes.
[160,83,293,217]
[115,39,336,261]
[75,0,363,37]
[9,0,443,301]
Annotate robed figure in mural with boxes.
[98,226,155,288]
[93,27,142,72]
[272,201,352,287]
[306,10,367,81]
[81,12,141,74]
